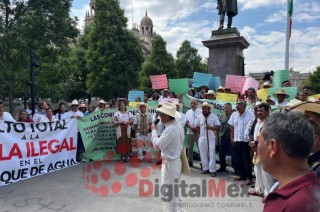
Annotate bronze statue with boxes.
[217,0,238,30]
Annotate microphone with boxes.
[154,119,160,125]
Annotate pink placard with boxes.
[242,77,259,94]
[150,74,168,90]
[225,75,246,93]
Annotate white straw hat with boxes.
[71,99,79,106]
[156,102,181,119]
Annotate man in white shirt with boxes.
[94,99,108,111]
[32,101,49,124]
[185,99,202,167]
[228,99,254,185]
[151,102,184,212]
[175,102,186,127]
[0,101,16,122]
[196,102,220,177]
[273,89,289,106]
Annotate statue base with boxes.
[202,27,250,85]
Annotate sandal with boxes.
[211,172,217,177]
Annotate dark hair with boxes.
[303,86,312,90]
[247,87,256,93]
[257,103,271,112]
[224,102,232,107]
[261,112,313,159]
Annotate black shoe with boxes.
[188,162,193,167]
[216,168,226,173]
[211,172,217,177]
[201,170,209,174]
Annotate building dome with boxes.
[140,11,153,27]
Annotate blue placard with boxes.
[209,76,221,91]
[128,91,144,102]
[192,72,213,88]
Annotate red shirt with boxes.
[264,172,319,212]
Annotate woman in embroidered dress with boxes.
[112,100,133,162]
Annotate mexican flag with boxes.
[288,0,293,39]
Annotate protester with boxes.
[18,110,33,123]
[185,99,202,167]
[158,89,170,103]
[134,102,152,162]
[196,102,221,177]
[206,90,216,100]
[175,102,186,127]
[149,90,160,101]
[113,100,133,162]
[84,104,94,116]
[273,89,289,106]
[228,99,254,185]
[25,101,37,119]
[151,102,184,212]
[217,103,233,173]
[245,87,259,104]
[40,108,59,122]
[152,103,165,165]
[33,101,49,123]
[0,101,16,122]
[258,112,319,211]
[297,91,308,102]
[248,103,274,198]
[303,85,312,96]
[54,102,69,120]
[95,99,107,111]
[308,120,320,178]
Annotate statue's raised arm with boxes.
[217,0,238,30]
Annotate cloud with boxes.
[238,0,287,10]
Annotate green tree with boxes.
[86,0,144,100]
[140,35,176,93]
[303,66,320,94]
[0,0,79,111]
[176,40,207,78]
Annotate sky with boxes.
[71,0,320,75]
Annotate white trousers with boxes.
[161,158,185,212]
[198,137,216,172]
[136,133,151,160]
[254,162,274,196]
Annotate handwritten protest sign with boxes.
[169,78,189,94]
[242,77,259,94]
[225,75,246,93]
[216,93,238,102]
[128,90,144,102]
[192,72,213,88]
[150,74,168,90]
[273,70,289,88]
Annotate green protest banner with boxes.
[273,70,289,88]
[169,78,189,94]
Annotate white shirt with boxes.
[54,112,69,120]
[196,113,221,140]
[66,110,84,118]
[228,110,254,142]
[152,113,164,136]
[0,112,16,122]
[253,119,265,140]
[275,100,288,106]
[32,111,46,124]
[40,116,59,123]
[176,112,187,128]
[151,120,184,160]
[185,108,202,134]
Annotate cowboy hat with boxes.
[71,99,79,106]
[156,102,181,119]
[262,81,272,88]
[99,99,107,104]
[202,102,213,110]
[217,86,225,92]
[273,89,289,99]
[136,102,149,110]
[291,102,320,114]
[286,99,302,107]
[205,90,216,96]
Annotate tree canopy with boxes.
[303,66,320,94]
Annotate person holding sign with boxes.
[196,102,221,177]
[134,102,153,162]
[113,100,133,162]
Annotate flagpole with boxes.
[285,0,290,71]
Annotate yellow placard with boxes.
[129,102,139,108]
[216,93,238,102]
[257,89,269,102]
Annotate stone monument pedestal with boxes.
[202,28,249,85]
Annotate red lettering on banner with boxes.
[0,143,23,161]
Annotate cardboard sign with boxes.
[192,72,212,88]
[169,78,189,94]
[128,91,144,102]
[150,74,168,90]
[242,77,259,94]
[225,75,246,93]
[216,93,238,102]
[273,70,289,88]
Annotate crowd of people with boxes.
[1,79,320,212]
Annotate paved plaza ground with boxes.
[0,161,264,212]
